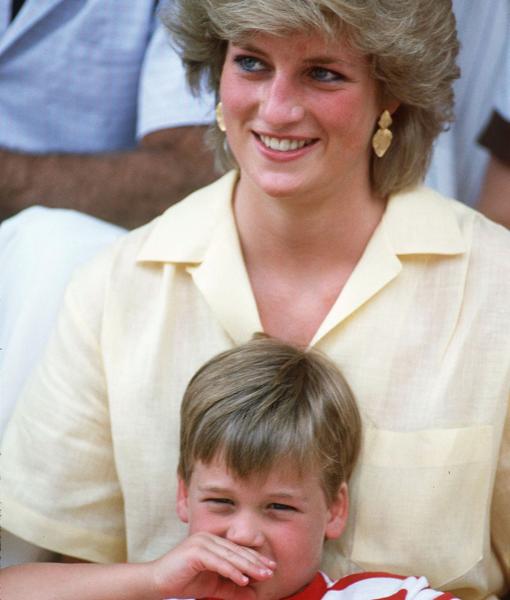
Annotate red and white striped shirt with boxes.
[187,571,458,600]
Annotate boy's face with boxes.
[177,456,348,600]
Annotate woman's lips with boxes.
[253,132,318,158]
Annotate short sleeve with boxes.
[0,251,126,563]
[136,21,214,139]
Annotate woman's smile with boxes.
[254,131,319,160]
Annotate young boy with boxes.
[1,338,457,600]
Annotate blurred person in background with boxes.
[0,0,215,566]
[425,0,510,223]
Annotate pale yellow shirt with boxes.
[2,172,509,599]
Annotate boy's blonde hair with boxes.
[178,337,361,503]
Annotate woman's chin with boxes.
[249,172,310,200]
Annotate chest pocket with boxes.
[350,426,493,586]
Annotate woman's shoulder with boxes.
[386,186,510,301]
[398,184,510,257]
[444,192,510,269]
[113,171,238,268]
[76,171,239,283]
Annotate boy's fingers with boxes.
[207,535,276,570]
[199,545,274,584]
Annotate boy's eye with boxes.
[268,502,297,512]
[309,67,343,83]
[205,497,234,506]
[234,55,266,73]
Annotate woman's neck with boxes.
[234,173,386,275]
[233,175,387,346]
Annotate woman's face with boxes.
[219,30,383,202]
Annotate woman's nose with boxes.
[259,73,305,126]
[226,513,265,548]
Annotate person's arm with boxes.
[0,126,216,229]
[477,156,510,229]
[0,562,154,600]
[0,533,275,600]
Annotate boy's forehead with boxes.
[189,455,323,497]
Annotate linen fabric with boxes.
[0,207,123,438]
[166,572,458,600]
[0,0,213,154]
[2,172,509,599]
[0,208,123,567]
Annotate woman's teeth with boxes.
[259,135,312,152]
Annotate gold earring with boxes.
[372,110,393,158]
[216,102,226,132]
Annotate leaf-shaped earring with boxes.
[372,110,393,158]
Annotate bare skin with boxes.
[0,126,217,229]
[220,32,394,346]
[0,533,275,600]
[477,156,510,229]
[235,173,385,347]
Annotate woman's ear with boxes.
[388,98,400,115]
[176,478,190,524]
[325,482,349,540]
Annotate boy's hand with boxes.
[150,532,276,599]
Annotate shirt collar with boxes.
[381,185,466,256]
[203,572,329,600]
[136,175,467,345]
[137,176,466,265]
[136,171,238,264]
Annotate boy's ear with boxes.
[176,478,190,524]
[325,482,349,540]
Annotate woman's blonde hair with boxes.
[162,0,459,198]
[178,337,361,504]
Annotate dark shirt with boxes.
[479,110,510,166]
[11,0,25,21]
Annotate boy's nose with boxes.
[226,514,265,548]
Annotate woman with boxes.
[2,1,509,599]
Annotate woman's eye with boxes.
[310,67,343,82]
[234,55,266,73]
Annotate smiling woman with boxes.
[1,2,510,600]
[166,0,458,198]
[218,32,382,205]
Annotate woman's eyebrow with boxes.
[231,42,268,56]
[231,42,354,68]
[302,56,353,67]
